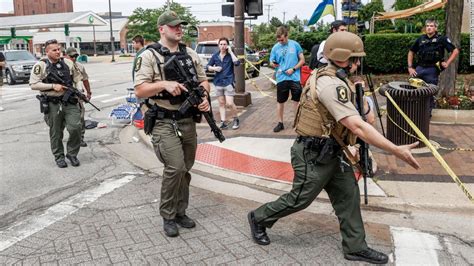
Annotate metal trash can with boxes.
[380,82,438,147]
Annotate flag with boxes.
[307,0,335,26]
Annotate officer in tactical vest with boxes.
[248,32,421,264]
[134,11,210,238]
[30,39,82,168]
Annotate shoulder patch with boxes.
[135,57,142,72]
[336,86,349,103]
[33,65,41,75]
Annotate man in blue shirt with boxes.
[207,37,241,130]
[270,26,305,132]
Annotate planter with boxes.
[431,109,474,125]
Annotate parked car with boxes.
[195,40,261,79]
[2,50,38,85]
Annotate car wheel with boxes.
[6,71,16,85]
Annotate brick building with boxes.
[13,0,73,16]
[198,22,252,46]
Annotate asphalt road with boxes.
[0,60,142,228]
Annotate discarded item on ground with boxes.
[97,122,107,128]
[84,120,99,129]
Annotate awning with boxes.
[0,36,33,44]
[0,11,107,30]
[374,0,446,21]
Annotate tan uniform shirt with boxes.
[134,44,207,110]
[316,67,359,122]
[30,58,80,97]
[72,61,89,91]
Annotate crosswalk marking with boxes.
[3,92,27,98]
[101,95,125,103]
[92,94,111,99]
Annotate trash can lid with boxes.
[380,81,438,98]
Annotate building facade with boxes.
[14,0,73,16]
[197,22,252,45]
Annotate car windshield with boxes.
[196,44,219,55]
[5,51,36,61]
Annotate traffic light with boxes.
[64,24,70,36]
[222,0,263,17]
[222,4,234,17]
[245,0,263,16]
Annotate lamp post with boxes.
[108,0,115,62]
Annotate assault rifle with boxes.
[164,55,225,143]
[48,71,101,111]
[355,83,372,205]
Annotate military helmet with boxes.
[323,31,366,61]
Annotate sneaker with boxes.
[232,118,240,130]
[273,122,284,133]
[175,215,196,228]
[344,247,389,264]
[163,218,179,237]
[219,121,228,130]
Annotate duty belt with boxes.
[155,106,193,121]
[46,96,63,104]
[296,135,340,151]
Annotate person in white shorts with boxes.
[207,37,240,130]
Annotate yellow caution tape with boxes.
[242,57,277,85]
[385,112,474,152]
[244,68,275,98]
[384,91,474,203]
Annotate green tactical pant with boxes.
[79,100,85,141]
[47,102,82,161]
[151,117,197,220]
[253,139,368,254]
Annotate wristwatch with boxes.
[292,67,296,72]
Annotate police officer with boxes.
[408,19,459,114]
[65,47,92,147]
[248,32,420,264]
[30,39,82,168]
[134,11,210,237]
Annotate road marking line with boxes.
[92,94,111,99]
[3,93,26,98]
[0,175,136,252]
[4,95,35,101]
[391,226,441,265]
[101,95,125,103]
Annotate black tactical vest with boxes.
[147,43,199,104]
[417,34,445,66]
[41,58,73,87]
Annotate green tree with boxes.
[287,16,304,32]
[126,3,199,43]
[269,17,283,28]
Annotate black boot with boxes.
[163,218,179,237]
[344,247,389,264]
[176,215,196,228]
[247,211,270,245]
[56,159,68,168]
[66,154,80,167]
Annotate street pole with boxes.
[93,25,97,57]
[108,0,115,62]
[233,0,251,106]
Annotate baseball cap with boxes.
[65,47,79,56]
[157,11,188,26]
